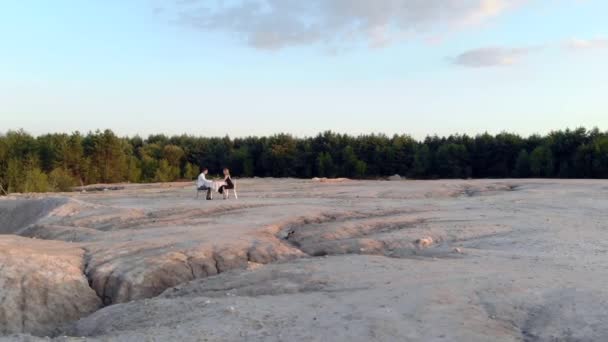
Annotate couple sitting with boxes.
[196,167,235,200]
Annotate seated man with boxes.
[196,167,213,200]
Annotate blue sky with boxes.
[1,0,607,139]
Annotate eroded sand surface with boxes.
[1,179,607,341]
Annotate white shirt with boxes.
[196,173,213,188]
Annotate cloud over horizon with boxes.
[172,0,523,50]
[566,37,608,50]
[451,46,534,67]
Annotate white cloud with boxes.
[451,47,533,67]
[566,38,608,50]
[173,0,523,50]
[452,35,608,68]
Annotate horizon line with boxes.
[2,126,605,141]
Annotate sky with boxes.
[1,0,607,139]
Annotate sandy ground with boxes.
[1,178,607,341]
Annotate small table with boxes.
[212,181,227,192]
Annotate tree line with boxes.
[1,128,607,193]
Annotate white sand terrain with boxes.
[1,178,607,341]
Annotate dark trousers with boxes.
[198,186,212,199]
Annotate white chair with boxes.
[223,182,238,200]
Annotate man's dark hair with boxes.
[201,167,208,172]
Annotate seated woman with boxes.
[218,168,235,199]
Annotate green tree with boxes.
[36,134,63,173]
[85,130,129,183]
[530,146,554,177]
[63,132,86,184]
[260,134,297,177]
[391,135,417,176]
[163,145,185,167]
[127,156,142,183]
[82,157,99,185]
[24,167,49,193]
[354,160,367,178]
[574,144,594,178]
[138,143,163,182]
[592,137,608,178]
[154,159,179,182]
[435,143,469,178]
[316,152,336,178]
[6,158,25,193]
[0,137,9,193]
[514,150,531,178]
[412,145,432,178]
[3,127,608,194]
[48,167,77,192]
[341,146,367,178]
[184,162,199,180]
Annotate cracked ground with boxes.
[1,178,608,341]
